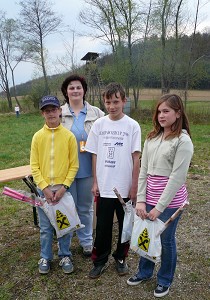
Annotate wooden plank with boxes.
[0,165,31,182]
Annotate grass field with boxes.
[0,111,209,300]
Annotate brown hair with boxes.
[61,74,87,103]
[148,94,191,140]
[103,82,126,100]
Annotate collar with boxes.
[69,103,87,115]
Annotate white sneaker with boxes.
[83,245,93,257]
[59,257,74,274]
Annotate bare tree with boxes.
[55,30,79,73]
[131,0,153,108]
[0,13,23,109]
[79,0,120,53]
[79,0,152,107]
[183,0,200,106]
[152,0,186,94]
[18,0,62,94]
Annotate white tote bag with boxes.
[41,192,84,238]
[121,200,135,243]
[130,214,165,263]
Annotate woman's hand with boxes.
[135,202,148,220]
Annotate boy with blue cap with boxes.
[30,95,79,274]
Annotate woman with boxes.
[127,94,193,298]
[61,74,104,261]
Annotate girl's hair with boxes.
[61,74,88,103]
[148,94,191,140]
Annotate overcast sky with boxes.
[2,0,110,86]
[2,0,210,86]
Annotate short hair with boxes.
[103,82,126,100]
[148,94,191,140]
[61,74,87,103]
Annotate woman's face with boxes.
[157,101,180,132]
[66,80,84,103]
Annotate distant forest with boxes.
[10,32,210,98]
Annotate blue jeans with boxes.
[37,206,71,260]
[69,176,94,250]
[136,204,182,287]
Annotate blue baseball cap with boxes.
[39,95,60,110]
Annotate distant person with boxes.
[30,95,79,274]
[85,82,141,279]
[127,94,193,298]
[15,104,20,117]
[61,74,104,259]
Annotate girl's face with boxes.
[67,80,84,103]
[157,102,180,132]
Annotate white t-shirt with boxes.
[85,115,141,198]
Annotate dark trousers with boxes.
[91,197,130,266]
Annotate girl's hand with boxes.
[135,202,148,220]
[148,207,161,220]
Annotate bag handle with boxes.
[113,187,126,206]
[164,201,189,227]
[156,201,189,236]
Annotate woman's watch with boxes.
[63,184,69,190]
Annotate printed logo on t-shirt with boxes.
[107,147,115,159]
[114,142,123,146]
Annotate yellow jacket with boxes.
[30,124,79,190]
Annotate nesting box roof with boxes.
[81,52,99,61]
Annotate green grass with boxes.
[0,112,43,169]
[190,124,210,174]
[0,110,209,175]
[0,111,209,299]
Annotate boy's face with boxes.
[104,92,126,121]
[41,105,61,128]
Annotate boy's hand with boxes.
[43,187,54,204]
[53,186,66,203]
[129,185,138,204]
[91,182,100,197]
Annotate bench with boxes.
[0,165,31,182]
[0,165,38,226]
[0,165,99,229]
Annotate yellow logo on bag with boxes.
[56,210,70,230]
[138,228,150,252]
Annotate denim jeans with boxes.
[136,204,182,287]
[69,176,94,250]
[37,206,71,260]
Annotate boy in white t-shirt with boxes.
[85,82,141,279]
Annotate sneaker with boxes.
[83,245,93,257]
[154,285,169,297]
[115,259,129,276]
[89,263,109,279]
[59,257,74,274]
[38,258,50,274]
[127,274,152,286]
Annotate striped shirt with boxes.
[146,175,188,208]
